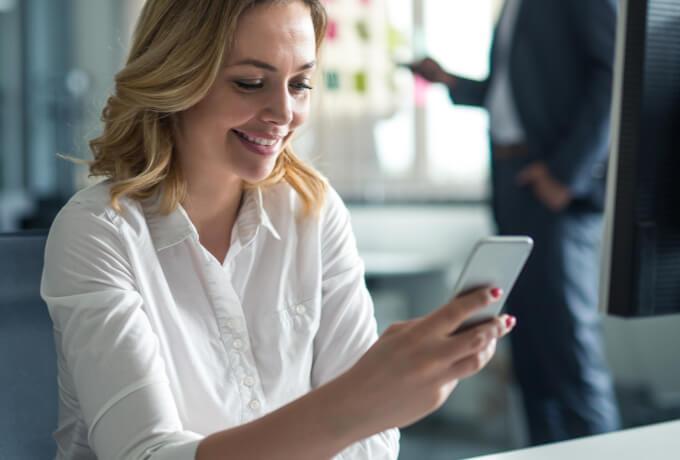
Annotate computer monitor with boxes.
[600,0,680,316]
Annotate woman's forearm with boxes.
[196,287,513,459]
[195,372,371,460]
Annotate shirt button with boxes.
[233,339,243,349]
[243,376,255,387]
[248,399,261,411]
[226,319,237,329]
[295,304,306,314]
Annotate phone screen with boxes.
[454,236,533,330]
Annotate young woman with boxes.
[41,1,516,459]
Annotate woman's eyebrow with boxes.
[227,58,316,72]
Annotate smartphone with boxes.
[453,236,533,330]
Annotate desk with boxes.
[361,250,453,302]
[361,250,454,334]
[469,420,680,459]
[361,250,452,278]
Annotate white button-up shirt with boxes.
[41,180,400,460]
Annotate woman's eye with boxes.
[234,80,264,91]
[291,81,313,93]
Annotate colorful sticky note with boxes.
[355,20,370,41]
[326,19,338,41]
[387,26,408,53]
[354,72,367,93]
[414,75,430,107]
[325,71,340,90]
[360,0,371,5]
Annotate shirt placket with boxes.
[204,254,267,424]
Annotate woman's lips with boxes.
[232,129,284,156]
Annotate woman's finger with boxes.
[413,287,500,336]
[430,315,509,364]
[439,338,498,383]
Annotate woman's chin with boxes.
[238,160,278,184]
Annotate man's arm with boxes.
[447,75,489,108]
[409,57,489,107]
[545,0,618,197]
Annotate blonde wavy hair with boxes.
[89,0,328,215]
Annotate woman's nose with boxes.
[262,87,294,126]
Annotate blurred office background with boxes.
[1,0,680,458]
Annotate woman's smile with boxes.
[232,128,287,156]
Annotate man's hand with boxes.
[516,162,572,212]
[408,57,457,88]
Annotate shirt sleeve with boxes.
[41,204,203,460]
[311,188,400,460]
[545,0,618,195]
[448,75,490,108]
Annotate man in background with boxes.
[409,0,621,445]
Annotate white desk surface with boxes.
[469,420,680,459]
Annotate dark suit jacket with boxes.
[449,0,618,211]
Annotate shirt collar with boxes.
[144,186,281,252]
[235,186,281,245]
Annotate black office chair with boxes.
[0,232,57,458]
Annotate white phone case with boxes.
[454,236,534,329]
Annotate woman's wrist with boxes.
[196,382,362,460]
[197,371,376,460]
[311,369,381,445]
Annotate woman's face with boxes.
[176,1,317,183]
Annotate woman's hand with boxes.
[337,287,515,436]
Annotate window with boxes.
[295,0,500,202]
[0,0,136,230]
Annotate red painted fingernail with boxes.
[505,315,516,329]
[491,288,502,299]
